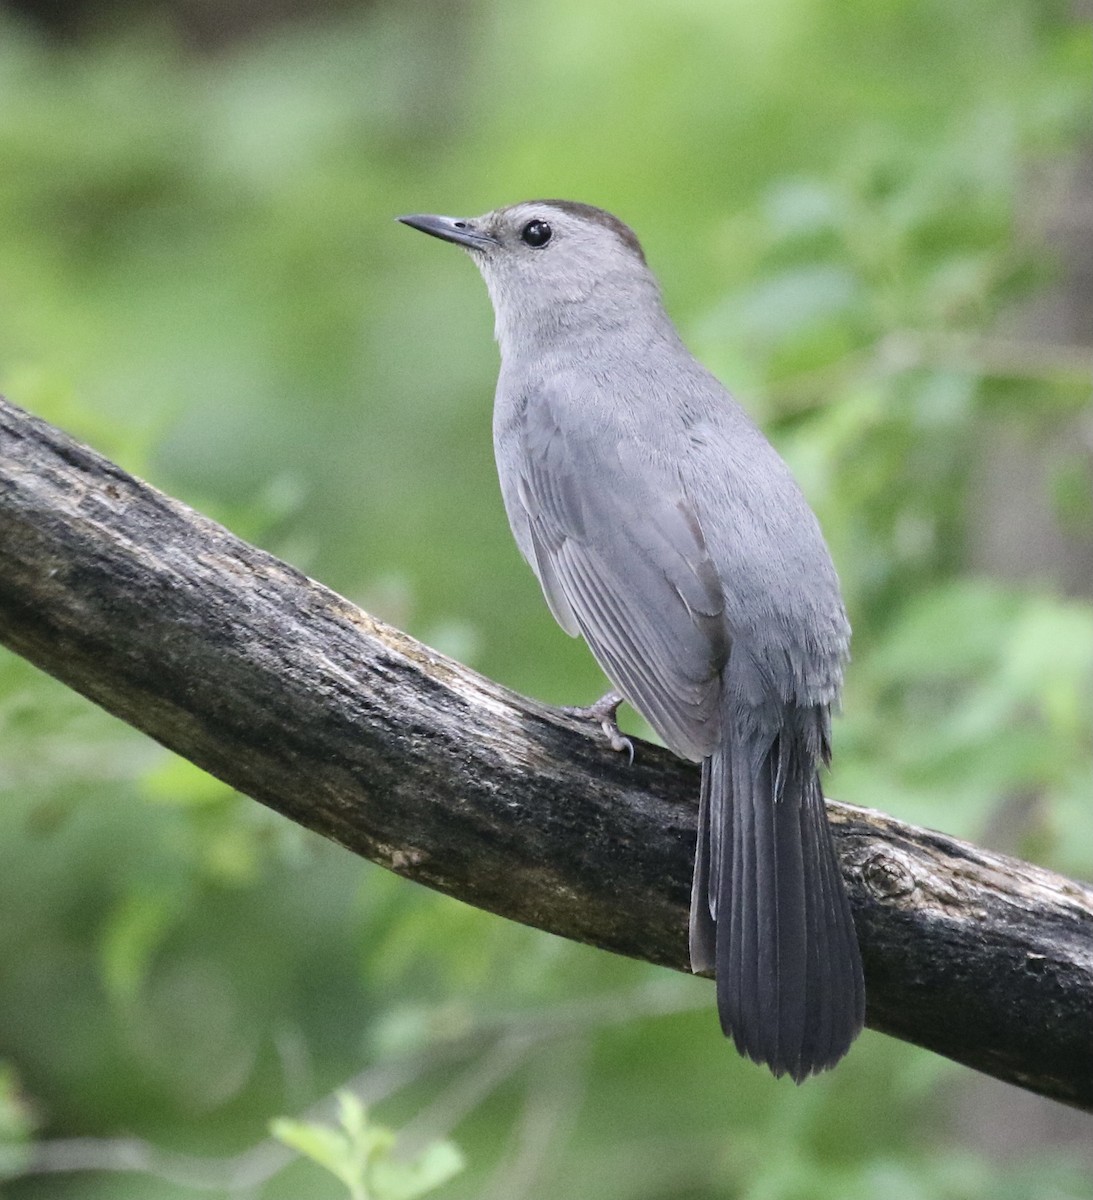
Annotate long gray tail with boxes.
[689,701,865,1081]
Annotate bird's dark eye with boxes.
[520,219,552,247]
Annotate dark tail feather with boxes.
[689,707,865,1081]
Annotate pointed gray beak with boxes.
[397,213,497,250]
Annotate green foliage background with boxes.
[0,0,1091,1196]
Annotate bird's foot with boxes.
[561,691,634,764]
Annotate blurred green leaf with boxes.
[273,1092,463,1200]
[100,889,180,1006]
[0,1063,35,1181]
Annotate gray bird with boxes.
[399,200,865,1080]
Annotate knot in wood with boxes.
[860,847,917,901]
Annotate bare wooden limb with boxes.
[1,394,1091,1110]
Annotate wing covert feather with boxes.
[514,386,726,761]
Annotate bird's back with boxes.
[495,339,849,719]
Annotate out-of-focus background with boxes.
[0,0,1091,1196]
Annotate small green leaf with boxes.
[272,1095,463,1200]
[371,1141,465,1200]
[271,1116,365,1199]
[337,1089,368,1142]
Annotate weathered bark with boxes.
[1,394,1091,1110]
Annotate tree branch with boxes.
[1,395,1091,1110]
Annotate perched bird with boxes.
[399,200,865,1080]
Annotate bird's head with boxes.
[399,199,660,349]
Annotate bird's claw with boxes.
[561,691,634,765]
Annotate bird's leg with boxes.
[561,691,634,764]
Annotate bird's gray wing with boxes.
[513,384,726,762]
